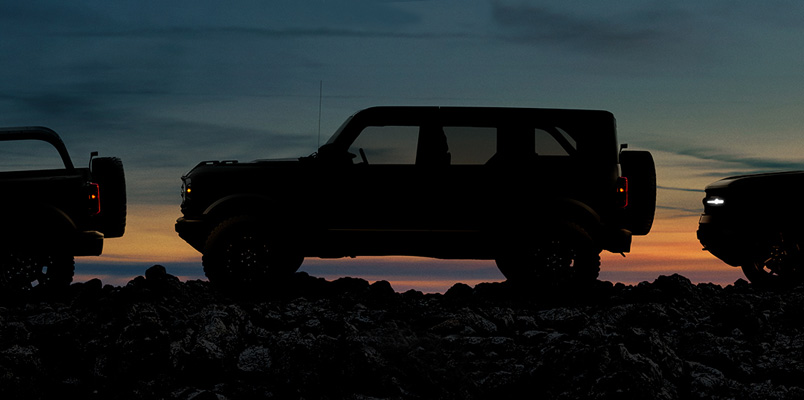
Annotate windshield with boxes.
[324,115,354,146]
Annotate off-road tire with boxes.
[202,216,303,291]
[620,150,656,236]
[495,223,601,287]
[0,252,74,293]
[91,156,127,238]
[740,232,804,287]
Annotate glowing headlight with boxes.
[705,197,725,206]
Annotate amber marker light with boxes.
[616,177,628,208]
[88,182,101,215]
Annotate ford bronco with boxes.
[176,106,656,289]
[698,171,804,285]
[0,127,126,292]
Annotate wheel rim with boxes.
[534,238,578,277]
[222,233,273,282]
[496,227,600,284]
[0,252,47,291]
[217,232,301,283]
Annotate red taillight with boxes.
[88,183,101,215]
[616,177,628,208]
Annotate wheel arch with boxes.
[541,198,603,239]
[498,197,604,251]
[203,193,276,222]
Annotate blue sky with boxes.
[3,1,804,289]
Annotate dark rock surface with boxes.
[2,265,804,399]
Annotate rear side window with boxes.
[0,140,65,172]
[536,127,576,156]
[443,127,497,165]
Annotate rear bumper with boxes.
[72,230,104,256]
[601,227,632,254]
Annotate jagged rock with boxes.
[1,267,804,399]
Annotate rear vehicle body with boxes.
[698,171,804,285]
[176,106,656,289]
[0,127,126,291]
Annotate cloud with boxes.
[668,145,804,174]
[57,26,466,41]
[490,2,687,52]
[658,185,704,193]
[1,1,423,38]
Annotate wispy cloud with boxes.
[490,2,692,54]
[669,145,804,174]
[658,185,704,193]
[57,26,468,41]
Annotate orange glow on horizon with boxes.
[75,203,745,292]
[92,203,200,264]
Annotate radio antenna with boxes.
[317,80,323,149]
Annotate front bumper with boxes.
[175,217,210,253]
[697,214,750,267]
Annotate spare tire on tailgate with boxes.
[91,157,126,238]
[620,150,656,236]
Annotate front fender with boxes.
[203,193,274,219]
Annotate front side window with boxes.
[349,125,419,165]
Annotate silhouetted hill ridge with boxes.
[1,265,803,399]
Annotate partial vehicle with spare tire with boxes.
[175,106,656,290]
[0,127,126,292]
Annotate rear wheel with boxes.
[0,251,74,293]
[495,223,601,287]
[202,216,303,291]
[741,232,804,286]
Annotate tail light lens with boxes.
[88,182,101,215]
[616,177,628,208]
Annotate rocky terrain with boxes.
[1,265,804,399]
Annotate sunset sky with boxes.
[4,1,804,291]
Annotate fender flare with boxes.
[544,198,602,233]
[203,193,276,221]
[496,197,602,243]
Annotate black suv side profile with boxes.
[176,106,656,289]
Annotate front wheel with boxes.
[740,232,804,287]
[202,216,304,291]
[495,223,601,287]
[0,252,75,293]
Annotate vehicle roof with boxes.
[326,106,618,160]
[351,106,614,125]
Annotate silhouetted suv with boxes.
[0,127,126,291]
[698,172,804,285]
[176,106,656,289]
